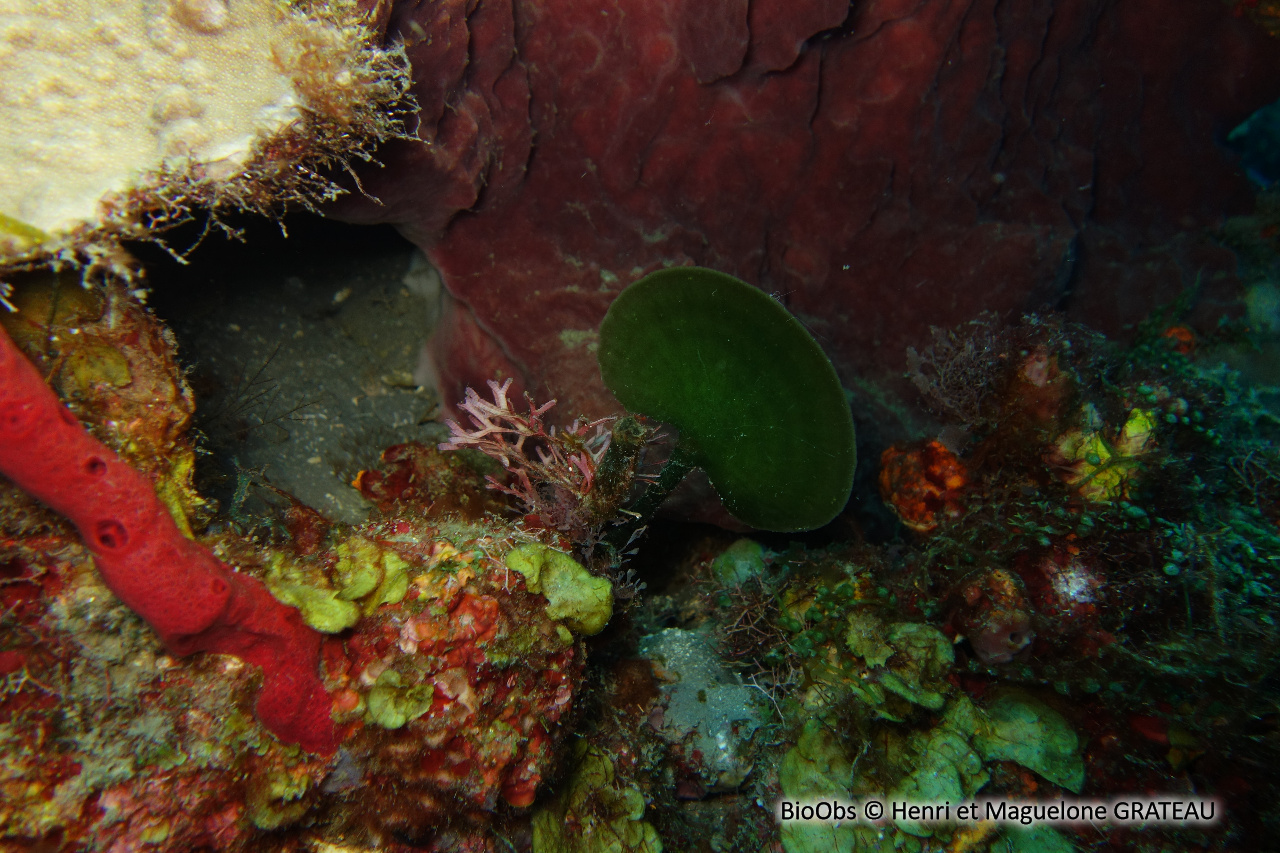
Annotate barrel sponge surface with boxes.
[0,0,407,262]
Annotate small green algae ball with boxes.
[598,267,856,531]
[710,538,768,586]
[506,543,614,635]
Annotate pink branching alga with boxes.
[439,378,618,539]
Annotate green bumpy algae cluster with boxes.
[667,311,1280,850]
[844,614,953,714]
[305,520,608,825]
[710,537,769,586]
[364,668,436,730]
[506,542,614,636]
[265,533,411,633]
[532,742,663,853]
[760,565,1083,852]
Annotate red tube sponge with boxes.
[0,325,336,754]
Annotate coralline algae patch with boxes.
[224,507,613,842]
[0,535,333,852]
[313,527,599,829]
[0,0,408,265]
[0,507,607,848]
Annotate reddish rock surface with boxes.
[338,0,1280,421]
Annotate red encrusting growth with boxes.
[0,326,336,754]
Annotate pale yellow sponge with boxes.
[0,0,410,272]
